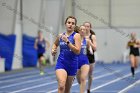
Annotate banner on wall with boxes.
[22,34,37,67]
[0,33,16,71]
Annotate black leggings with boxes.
[87,54,95,64]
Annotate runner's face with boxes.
[79,26,86,37]
[38,32,43,38]
[65,18,76,32]
[84,23,91,33]
[131,32,136,39]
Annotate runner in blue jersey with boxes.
[34,30,50,75]
[76,25,93,93]
[51,16,81,93]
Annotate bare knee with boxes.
[58,85,65,91]
[80,77,86,83]
[58,80,65,91]
[40,56,45,61]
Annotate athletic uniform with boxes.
[128,40,140,56]
[128,40,140,78]
[37,38,46,58]
[78,38,89,69]
[87,34,95,63]
[55,32,78,76]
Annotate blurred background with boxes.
[0,0,140,72]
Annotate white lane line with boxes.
[9,81,57,93]
[0,67,103,84]
[0,68,102,85]
[0,67,55,80]
[0,72,55,83]
[118,79,140,93]
[0,70,38,80]
[0,75,56,89]
[7,68,104,93]
[47,68,126,93]
[90,71,140,92]
[92,90,118,93]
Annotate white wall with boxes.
[72,0,140,27]
[22,0,41,36]
[0,0,16,34]
[95,28,140,63]
[112,0,140,27]
[12,0,23,69]
[73,0,109,27]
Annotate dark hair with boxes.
[65,16,77,25]
[83,22,92,28]
[83,22,95,35]
[90,30,95,35]
[74,26,80,33]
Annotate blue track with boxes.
[0,63,140,93]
